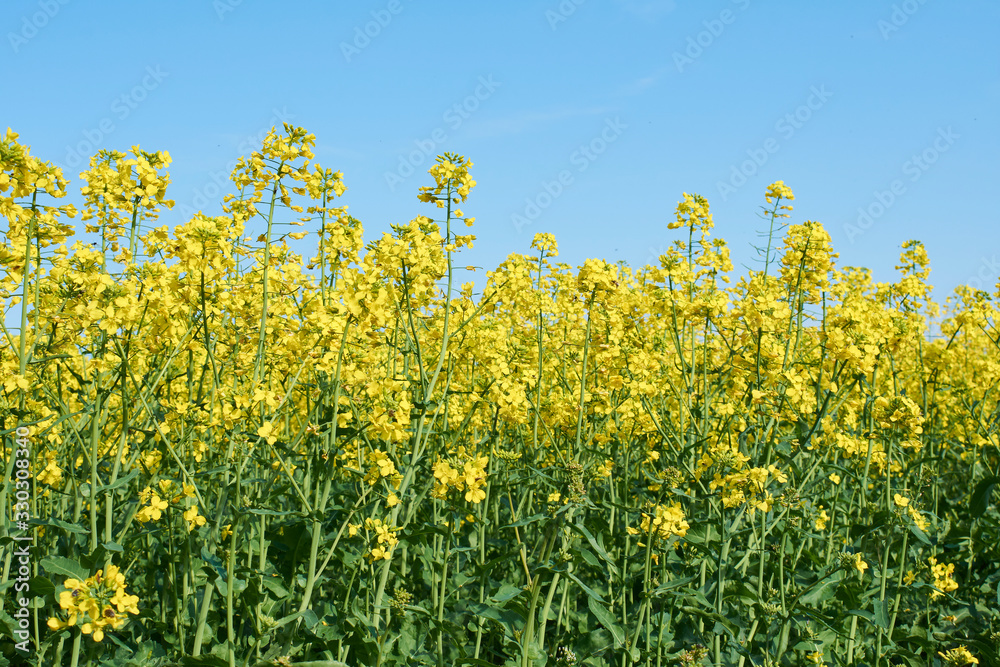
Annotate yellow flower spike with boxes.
[938,646,979,666]
[48,566,139,642]
[907,506,930,531]
[765,180,794,203]
[530,232,559,257]
[927,556,959,599]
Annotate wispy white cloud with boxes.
[615,66,672,96]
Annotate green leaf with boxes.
[503,512,547,528]
[570,523,620,577]
[653,574,697,593]
[96,469,138,493]
[797,571,844,606]
[848,608,874,622]
[587,597,626,648]
[200,545,226,581]
[678,605,740,640]
[575,546,601,569]
[105,631,132,653]
[28,576,54,598]
[681,523,716,546]
[467,602,523,636]
[0,609,16,639]
[565,570,606,604]
[970,475,1000,517]
[260,575,288,598]
[489,583,524,604]
[29,517,89,535]
[40,556,88,581]
[908,520,932,545]
[874,598,889,629]
[247,507,301,517]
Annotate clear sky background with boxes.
[4,0,999,308]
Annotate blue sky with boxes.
[4,0,999,306]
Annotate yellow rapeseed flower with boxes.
[938,646,979,666]
[183,506,207,532]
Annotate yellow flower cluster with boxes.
[668,192,713,231]
[0,129,76,250]
[136,481,197,524]
[348,517,399,562]
[928,556,959,599]
[628,502,690,542]
[840,552,868,574]
[136,488,168,523]
[529,232,558,257]
[938,646,979,666]
[708,464,787,513]
[79,146,174,264]
[764,180,795,214]
[418,153,476,207]
[908,506,929,531]
[365,449,402,487]
[36,458,63,487]
[47,565,139,642]
[593,458,614,479]
[872,395,924,435]
[432,447,489,504]
[2,125,998,662]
